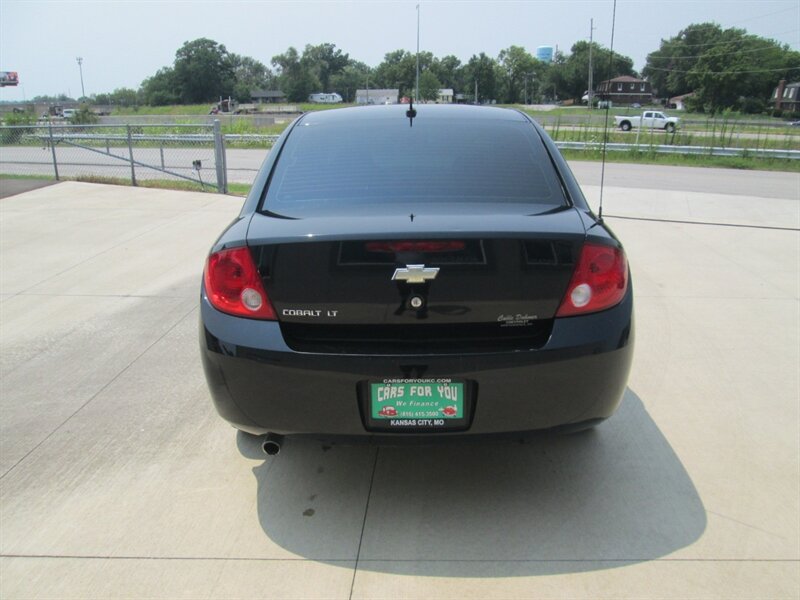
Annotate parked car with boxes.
[615,110,678,132]
[61,108,77,120]
[200,105,634,451]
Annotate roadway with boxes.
[3,146,800,198]
[1,166,797,598]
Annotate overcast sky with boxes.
[1,0,798,101]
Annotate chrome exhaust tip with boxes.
[262,433,283,456]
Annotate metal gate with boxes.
[1,120,228,193]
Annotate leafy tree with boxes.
[93,88,138,107]
[110,88,139,107]
[418,70,442,101]
[556,41,636,101]
[140,67,180,105]
[643,23,724,99]
[497,46,539,103]
[644,23,800,112]
[330,61,370,101]
[31,94,75,103]
[173,38,235,103]
[373,50,418,98]
[540,49,567,101]
[230,54,273,101]
[462,53,498,103]
[272,47,320,102]
[302,43,350,91]
[431,55,463,91]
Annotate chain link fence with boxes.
[0,121,228,192]
[5,118,796,195]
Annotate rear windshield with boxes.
[262,112,565,216]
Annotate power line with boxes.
[648,43,799,61]
[644,65,800,74]
[725,5,800,28]
[648,28,799,50]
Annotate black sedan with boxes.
[200,104,633,451]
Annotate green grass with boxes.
[111,104,214,116]
[0,173,57,181]
[298,102,356,112]
[544,126,800,151]
[0,173,247,196]
[517,106,800,136]
[73,175,253,195]
[0,173,250,195]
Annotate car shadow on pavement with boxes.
[239,388,706,577]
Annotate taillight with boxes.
[556,243,628,317]
[203,247,276,320]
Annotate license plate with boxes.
[367,379,467,430]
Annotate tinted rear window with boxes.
[262,111,565,216]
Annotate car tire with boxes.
[620,122,631,132]
[665,123,675,133]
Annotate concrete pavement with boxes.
[0,174,798,599]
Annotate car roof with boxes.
[297,104,530,125]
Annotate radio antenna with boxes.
[597,0,618,223]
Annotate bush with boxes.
[70,104,99,125]
[0,111,36,143]
[684,95,705,113]
[738,97,766,114]
[3,111,36,126]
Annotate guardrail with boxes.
[555,141,800,160]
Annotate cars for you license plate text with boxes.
[370,379,464,424]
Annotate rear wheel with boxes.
[620,121,631,132]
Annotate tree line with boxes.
[45,23,799,114]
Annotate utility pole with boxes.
[474,80,478,105]
[588,19,595,110]
[76,57,85,99]
[415,4,421,102]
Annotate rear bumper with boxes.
[200,286,634,437]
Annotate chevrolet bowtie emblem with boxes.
[391,264,439,284]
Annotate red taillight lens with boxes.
[204,247,276,320]
[556,243,628,317]
[365,240,466,253]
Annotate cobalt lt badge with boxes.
[391,264,439,284]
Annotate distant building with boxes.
[596,76,653,105]
[250,89,287,104]
[668,93,694,110]
[771,80,800,112]
[536,46,554,63]
[355,89,399,105]
[437,89,454,104]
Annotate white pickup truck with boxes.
[614,111,679,132]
